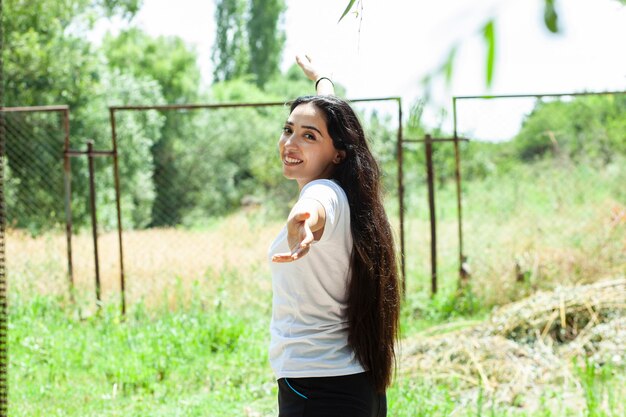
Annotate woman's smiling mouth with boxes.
[284,156,303,165]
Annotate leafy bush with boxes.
[514,94,626,163]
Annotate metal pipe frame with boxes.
[453,90,626,101]
[451,90,626,289]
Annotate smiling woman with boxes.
[267,55,400,417]
[278,102,346,189]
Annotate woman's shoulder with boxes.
[300,179,347,201]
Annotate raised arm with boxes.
[296,54,335,96]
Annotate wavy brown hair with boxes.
[289,96,401,392]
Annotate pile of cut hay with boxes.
[401,278,625,410]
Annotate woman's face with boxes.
[278,102,344,189]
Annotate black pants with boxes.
[277,372,387,417]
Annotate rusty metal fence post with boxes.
[64,146,116,312]
[452,132,469,287]
[396,98,406,295]
[109,108,126,316]
[423,134,438,295]
[86,141,101,307]
[403,135,469,296]
[62,107,74,300]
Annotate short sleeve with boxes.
[299,180,347,243]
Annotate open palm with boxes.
[272,211,314,262]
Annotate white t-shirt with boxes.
[268,179,365,378]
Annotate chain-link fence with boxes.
[107,99,403,309]
[0,106,121,310]
[10,92,622,311]
[2,99,405,313]
[452,92,626,305]
[0,17,7,410]
[0,107,76,301]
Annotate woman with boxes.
[269,55,400,417]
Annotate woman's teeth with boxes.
[284,156,303,164]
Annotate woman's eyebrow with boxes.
[285,120,324,136]
[302,125,323,136]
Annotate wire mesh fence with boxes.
[7,92,623,311]
[108,99,403,309]
[452,92,626,304]
[109,103,290,309]
[0,107,76,302]
[1,99,405,312]
[2,107,68,232]
[398,141,433,295]
[0,96,8,417]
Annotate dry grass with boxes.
[8,211,282,309]
[462,199,626,305]
[401,278,626,411]
[9,197,625,312]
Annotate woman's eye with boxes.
[282,127,292,134]
[304,133,316,140]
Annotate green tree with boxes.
[247,0,286,87]
[514,94,626,163]
[2,0,141,232]
[2,0,141,107]
[103,28,203,226]
[212,0,286,88]
[103,28,200,104]
[77,68,166,230]
[168,79,291,222]
[212,0,250,82]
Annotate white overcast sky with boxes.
[90,0,626,139]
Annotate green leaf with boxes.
[443,45,458,86]
[482,19,496,88]
[338,0,357,23]
[544,0,559,33]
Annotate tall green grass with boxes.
[400,156,625,306]
[9,294,276,416]
[9,293,625,416]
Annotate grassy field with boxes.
[8,290,625,417]
[7,158,626,416]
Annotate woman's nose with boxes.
[282,134,296,148]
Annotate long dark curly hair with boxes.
[289,95,401,393]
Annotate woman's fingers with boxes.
[300,219,314,248]
[295,54,308,66]
[290,212,313,249]
[295,54,318,81]
[271,245,311,263]
[295,54,311,69]
[273,211,313,262]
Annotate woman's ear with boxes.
[333,150,346,164]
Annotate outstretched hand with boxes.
[295,54,321,82]
[272,211,315,262]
